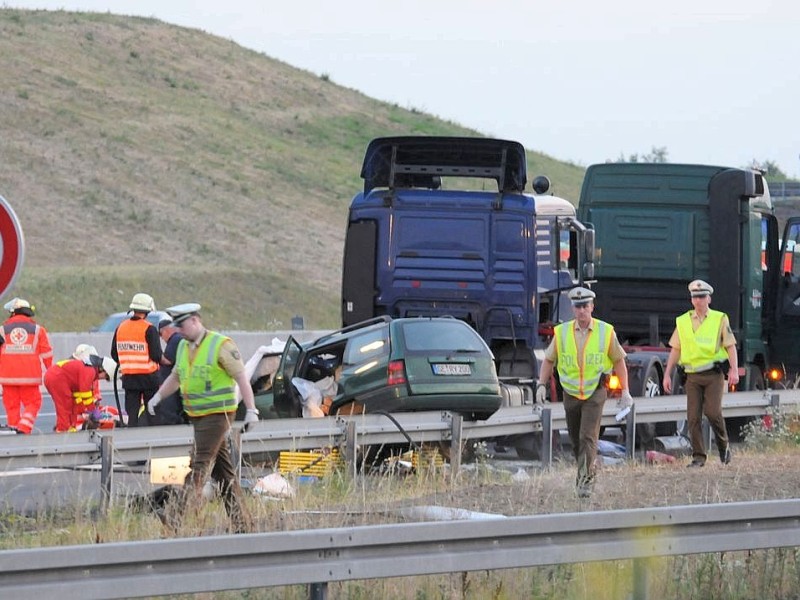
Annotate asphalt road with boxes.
[0,464,158,516]
[2,388,124,434]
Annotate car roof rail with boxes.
[314,315,392,345]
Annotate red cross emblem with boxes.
[8,327,28,345]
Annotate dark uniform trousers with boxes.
[165,411,250,533]
[685,369,728,463]
[563,385,607,485]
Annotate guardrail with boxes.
[770,181,800,199]
[1,389,797,506]
[1,499,798,599]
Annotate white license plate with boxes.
[432,363,471,376]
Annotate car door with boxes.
[271,336,305,418]
[335,325,390,409]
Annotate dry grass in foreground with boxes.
[1,445,799,599]
[2,446,799,542]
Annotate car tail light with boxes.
[387,360,407,386]
[606,374,621,391]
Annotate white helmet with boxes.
[101,356,118,380]
[129,292,156,313]
[3,297,32,314]
[72,343,98,361]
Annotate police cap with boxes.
[568,287,596,306]
[688,279,714,297]
[165,303,201,327]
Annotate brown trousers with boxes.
[166,411,250,533]
[563,386,607,485]
[685,370,728,462]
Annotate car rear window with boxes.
[401,321,485,352]
[343,328,389,365]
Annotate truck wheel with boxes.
[652,365,685,437]
[513,433,543,460]
[634,363,663,447]
[666,364,688,437]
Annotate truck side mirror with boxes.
[584,228,596,261]
[583,228,596,280]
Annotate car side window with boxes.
[343,328,389,366]
[280,338,304,383]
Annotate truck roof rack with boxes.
[360,136,528,194]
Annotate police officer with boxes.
[153,318,185,425]
[146,303,259,533]
[538,287,631,499]
[663,279,738,467]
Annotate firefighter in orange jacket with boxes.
[44,344,116,432]
[110,293,162,426]
[0,298,53,434]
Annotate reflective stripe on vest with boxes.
[0,321,46,385]
[554,318,614,400]
[676,309,728,373]
[175,331,237,417]
[116,319,158,375]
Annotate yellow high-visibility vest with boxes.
[676,310,728,373]
[554,318,614,400]
[175,331,237,417]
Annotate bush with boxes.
[742,406,800,451]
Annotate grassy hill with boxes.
[0,9,587,331]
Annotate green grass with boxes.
[13,265,339,331]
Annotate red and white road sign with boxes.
[0,195,25,300]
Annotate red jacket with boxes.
[44,358,102,407]
[0,314,53,385]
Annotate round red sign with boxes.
[0,196,25,299]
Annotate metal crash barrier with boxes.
[0,389,796,508]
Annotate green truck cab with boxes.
[577,162,800,403]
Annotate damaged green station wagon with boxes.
[271,316,503,421]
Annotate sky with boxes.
[7,0,800,178]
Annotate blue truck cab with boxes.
[341,136,595,385]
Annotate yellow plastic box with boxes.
[278,448,342,477]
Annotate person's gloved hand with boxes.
[147,392,162,416]
[535,383,548,404]
[243,408,260,431]
[617,389,633,409]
